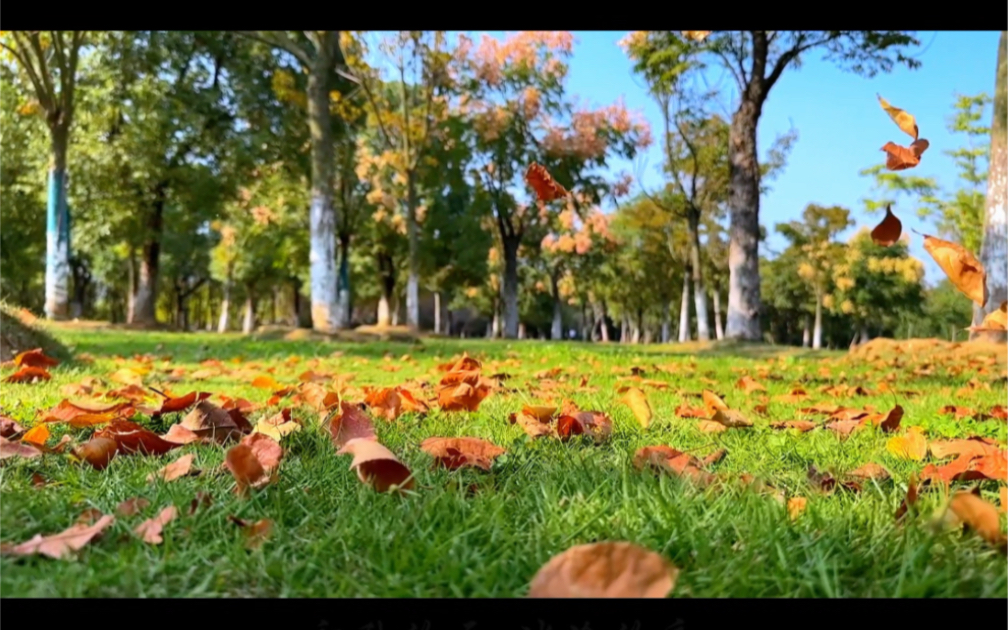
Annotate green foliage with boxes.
[894,279,975,341]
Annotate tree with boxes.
[239,31,344,333]
[340,31,455,331]
[0,31,87,320]
[775,204,853,348]
[458,31,651,339]
[630,31,921,340]
[973,31,1007,342]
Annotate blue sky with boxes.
[465,31,1002,285]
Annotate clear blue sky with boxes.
[464,31,1002,285]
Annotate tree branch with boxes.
[763,32,839,92]
[237,31,311,66]
[3,33,53,110]
[26,32,57,107]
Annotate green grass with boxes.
[1,328,1005,597]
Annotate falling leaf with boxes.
[524,162,569,202]
[134,506,178,545]
[325,401,377,450]
[621,387,652,428]
[3,366,52,384]
[848,463,891,481]
[528,542,678,598]
[72,437,118,470]
[886,426,928,461]
[13,348,60,369]
[20,424,50,447]
[420,437,506,471]
[946,492,1006,549]
[148,453,197,483]
[1,514,114,560]
[876,94,919,140]
[229,516,273,549]
[337,438,414,493]
[681,31,712,42]
[922,234,987,307]
[882,139,929,171]
[787,497,807,521]
[96,420,178,456]
[969,301,1007,332]
[871,205,903,246]
[116,497,151,517]
[0,435,42,460]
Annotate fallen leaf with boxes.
[3,515,114,559]
[324,401,377,450]
[251,409,300,442]
[241,432,283,473]
[895,472,920,522]
[420,437,506,471]
[109,368,145,387]
[13,348,60,369]
[808,465,862,493]
[72,437,118,470]
[922,234,987,307]
[697,420,727,434]
[509,411,554,439]
[877,94,919,140]
[116,497,150,517]
[528,542,678,598]
[134,506,177,545]
[770,420,817,433]
[632,445,717,486]
[20,424,50,447]
[0,416,24,438]
[155,391,211,415]
[438,381,491,412]
[161,424,202,445]
[3,366,52,384]
[336,438,414,493]
[882,138,929,171]
[946,491,1006,549]
[1001,487,1007,514]
[701,390,729,416]
[188,491,213,515]
[736,376,765,394]
[0,435,42,460]
[848,463,890,481]
[929,437,1002,460]
[878,404,904,432]
[886,427,928,461]
[522,406,557,422]
[556,411,613,443]
[147,453,196,483]
[787,497,807,521]
[251,375,281,390]
[228,516,273,549]
[224,444,270,494]
[177,401,243,444]
[825,419,865,438]
[710,408,753,428]
[96,420,178,456]
[871,205,903,246]
[621,387,652,428]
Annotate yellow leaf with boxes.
[877,94,919,141]
[922,234,987,307]
[621,387,652,428]
[886,426,927,461]
[681,31,712,43]
[969,301,1007,332]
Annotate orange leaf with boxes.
[770,421,817,433]
[420,437,506,471]
[251,375,281,390]
[325,401,377,450]
[224,444,270,495]
[438,381,491,412]
[20,424,50,447]
[847,463,890,481]
[710,408,753,429]
[177,401,244,444]
[509,411,554,439]
[521,405,557,423]
[156,391,211,415]
[3,366,51,384]
[929,437,1002,460]
[922,234,987,307]
[13,348,59,369]
[133,506,178,545]
[968,301,1007,332]
[947,492,1006,549]
[787,497,807,521]
[881,138,929,171]
[241,432,283,473]
[681,31,712,42]
[95,420,179,456]
[1,514,114,559]
[228,516,273,549]
[736,376,765,394]
[148,453,196,483]
[870,205,902,246]
[524,162,569,203]
[556,411,613,443]
[108,368,145,387]
[336,438,414,493]
[528,542,679,598]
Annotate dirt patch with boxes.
[0,303,71,362]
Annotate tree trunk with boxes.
[687,211,711,341]
[126,252,137,324]
[502,235,521,338]
[859,323,871,346]
[678,267,691,342]
[635,307,644,344]
[44,125,71,321]
[726,96,765,341]
[404,172,420,330]
[242,287,255,334]
[518,323,527,339]
[550,271,563,340]
[813,290,824,349]
[306,54,340,333]
[802,315,811,348]
[620,314,629,343]
[376,253,395,327]
[434,291,442,334]
[599,301,610,342]
[337,233,351,329]
[391,293,400,326]
[712,288,725,340]
[131,219,162,326]
[972,30,1008,343]
[217,278,231,333]
[661,301,671,343]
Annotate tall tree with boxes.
[240,31,344,332]
[630,31,921,340]
[0,31,86,319]
[973,31,1007,341]
[340,31,454,331]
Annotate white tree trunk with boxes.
[434,291,442,334]
[661,301,671,343]
[377,295,391,327]
[693,276,711,341]
[712,289,725,340]
[813,292,824,349]
[678,271,691,342]
[308,193,339,333]
[242,291,255,334]
[802,316,811,348]
[518,323,527,339]
[217,281,231,333]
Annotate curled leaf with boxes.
[969,301,1007,332]
[1,514,114,559]
[922,234,987,307]
[946,491,1006,549]
[336,438,414,493]
[324,401,377,450]
[528,542,678,598]
[0,435,42,460]
[147,453,197,483]
[420,436,506,471]
[621,387,652,428]
[73,437,118,470]
[882,139,929,171]
[556,411,613,443]
[224,444,270,495]
[871,205,902,246]
[13,348,60,369]
[877,94,919,140]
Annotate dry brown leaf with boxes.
[528,542,678,598]
[2,514,114,559]
[736,376,765,394]
[229,516,273,549]
[895,472,920,523]
[116,497,150,517]
[770,420,817,433]
[148,453,196,483]
[0,435,43,460]
[877,94,919,140]
[710,408,753,428]
[946,492,1006,549]
[701,390,729,416]
[13,348,60,369]
[697,420,727,434]
[621,387,652,428]
[420,437,506,471]
[556,411,613,443]
[929,437,1002,460]
[922,234,987,307]
[871,205,903,247]
[241,432,283,473]
[878,404,904,433]
[336,438,414,493]
[0,416,24,438]
[681,31,712,42]
[848,463,891,481]
[509,411,554,439]
[882,139,929,171]
[95,420,179,456]
[134,505,178,545]
[324,401,377,450]
[224,444,270,495]
[72,437,118,470]
[632,445,717,486]
[969,301,1007,332]
[178,401,243,444]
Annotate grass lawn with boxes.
[1,326,1006,597]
